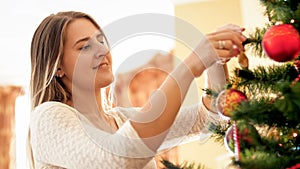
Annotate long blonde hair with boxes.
[28,11,106,168]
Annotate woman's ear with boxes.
[56,68,65,78]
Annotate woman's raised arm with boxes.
[130,30,246,151]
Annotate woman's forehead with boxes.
[65,18,100,43]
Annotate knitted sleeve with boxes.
[116,97,221,152]
[158,98,221,151]
[30,102,155,169]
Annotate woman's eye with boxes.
[80,45,90,50]
[97,36,105,45]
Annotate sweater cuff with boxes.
[199,95,222,128]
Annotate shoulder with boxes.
[31,101,76,119]
[30,102,77,130]
[33,101,75,114]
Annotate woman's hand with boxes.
[207,25,246,59]
[186,25,246,77]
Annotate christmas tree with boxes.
[163,0,300,168]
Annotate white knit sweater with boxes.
[30,100,220,169]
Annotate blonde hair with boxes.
[28,11,108,168]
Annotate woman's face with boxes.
[60,18,114,92]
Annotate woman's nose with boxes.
[92,50,109,69]
[95,42,109,59]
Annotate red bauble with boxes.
[262,24,300,62]
[216,89,247,118]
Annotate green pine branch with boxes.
[245,27,268,57]
[211,123,230,145]
[238,149,295,169]
[230,63,299,98]
[231,87,300,127]
[295,3,300,31]
[260,0,294,23]
[218,122,300,169]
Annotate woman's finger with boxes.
[211,30,246,45]
[216,47,240,58]
[211,40,233,51]
[208,31,246,53]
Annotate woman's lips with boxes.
[99,63,109,69]
[93,62,110,70]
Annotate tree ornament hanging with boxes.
[286,163,300,169]
[216,89,247,119]
[216,89,247,164]
[224,121,261,163]
[262,23,300,62]
[238,51,249,69]
[223,122,241,162]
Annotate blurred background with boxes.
[0,0,273,168]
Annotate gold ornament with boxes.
[238,52,249,69]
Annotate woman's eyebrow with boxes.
[73,36,90,47]
[73,33,103,47]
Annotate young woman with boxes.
[29,11,245,168]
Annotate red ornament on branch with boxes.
[262,24,300,62]
[216,89,247,119]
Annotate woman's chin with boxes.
[96,75,114,88]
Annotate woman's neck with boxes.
[69,87,103,112]
[67,88,118,131]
